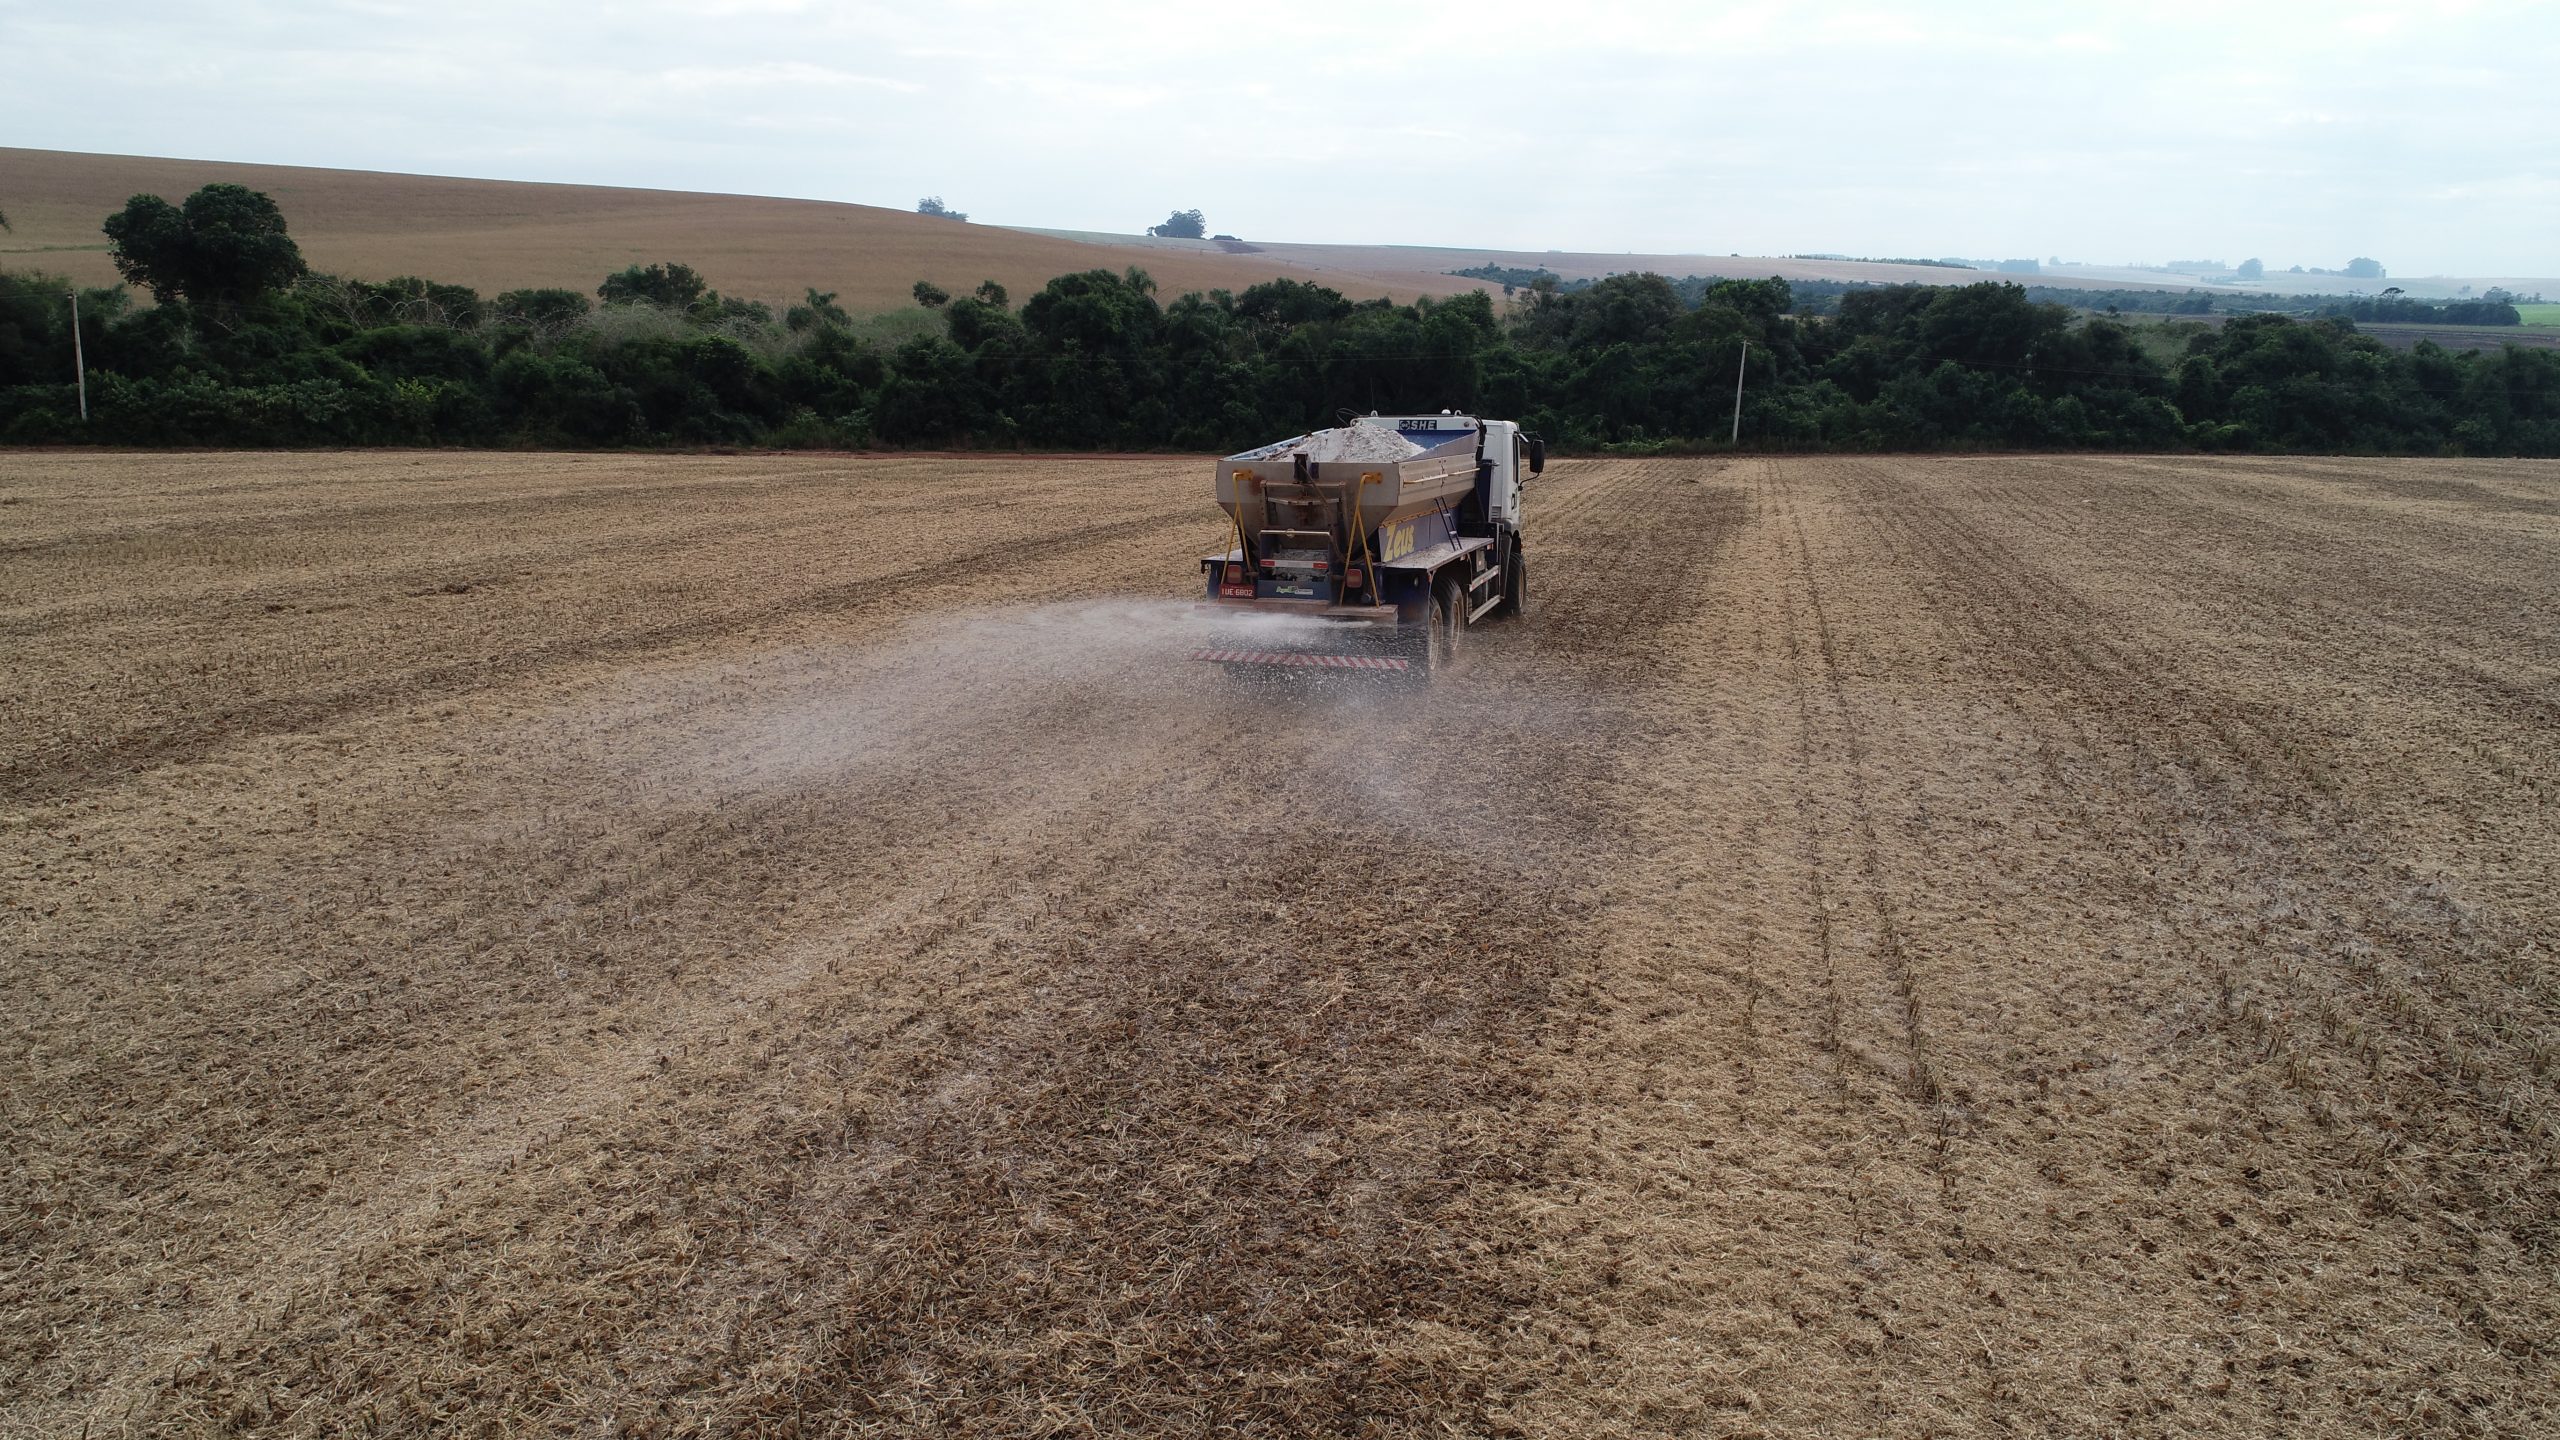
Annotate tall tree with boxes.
[1148,209,1206,239]
[102,183,306,304]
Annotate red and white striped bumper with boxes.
[1190,648,1410,671]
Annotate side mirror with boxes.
[1527,437,1546,475]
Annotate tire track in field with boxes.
[1502,458,2028,1437]
[1759,463,2007,1426]
[1752,466,1955,1184]
[1779,477,1947,1115]
[1767,480,1857,1097]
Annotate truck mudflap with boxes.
[1187,599,1399,624]
[1189,647,1409,671]
[1188,596,1417,674]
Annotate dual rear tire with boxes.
[1434,574,1469,670]
[1398,576,1467,683]
[1404,554,1525,681]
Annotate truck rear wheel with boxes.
[1392,587,1443,684]
[1433,574,1468,673]
[1497,549,1526,619]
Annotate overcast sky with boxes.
[5,0,2554,276]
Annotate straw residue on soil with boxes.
[3,451,2556,1437]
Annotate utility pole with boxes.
[69,287,88,422]
[1729,339,1748,446]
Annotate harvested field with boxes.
[1002,230,2202,298]
[0,148,2218,316]
[2111,312,2560,356]
[4,450,2558,1437]
[2357,322,2560,354]
[0,148,1430,310]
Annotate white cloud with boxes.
[657,63,923,93]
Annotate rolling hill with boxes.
[28,147,2533,316]
[4,147,2214,316]
[1005,228,2186,296]
[0,148,1444,311]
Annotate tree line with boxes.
[1455,265,2527,325]
[2,184,2555,456]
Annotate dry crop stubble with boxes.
[2,453,1673,1435]
[1500,455,2560,1437]
[3,451,2557,1437]
[0,148,2216,313]
[0,147,1431,309]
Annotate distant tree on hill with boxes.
[2346,257,2386,279]
[598,262,708,308]
[1148,209,1206,239]
[103,183,306,305]
[917,196,968,222]
[785,287,851,332]
[1451,264,1567,290]
[913,280,950,309]
[973,279,1008,307]
[2236,257,2264,280]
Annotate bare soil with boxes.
[0,148,1426,310]
[2142,312,2560,353]
[2356,323,2560,353]
[4,148,2216,313]
[4,451,2556,1437]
